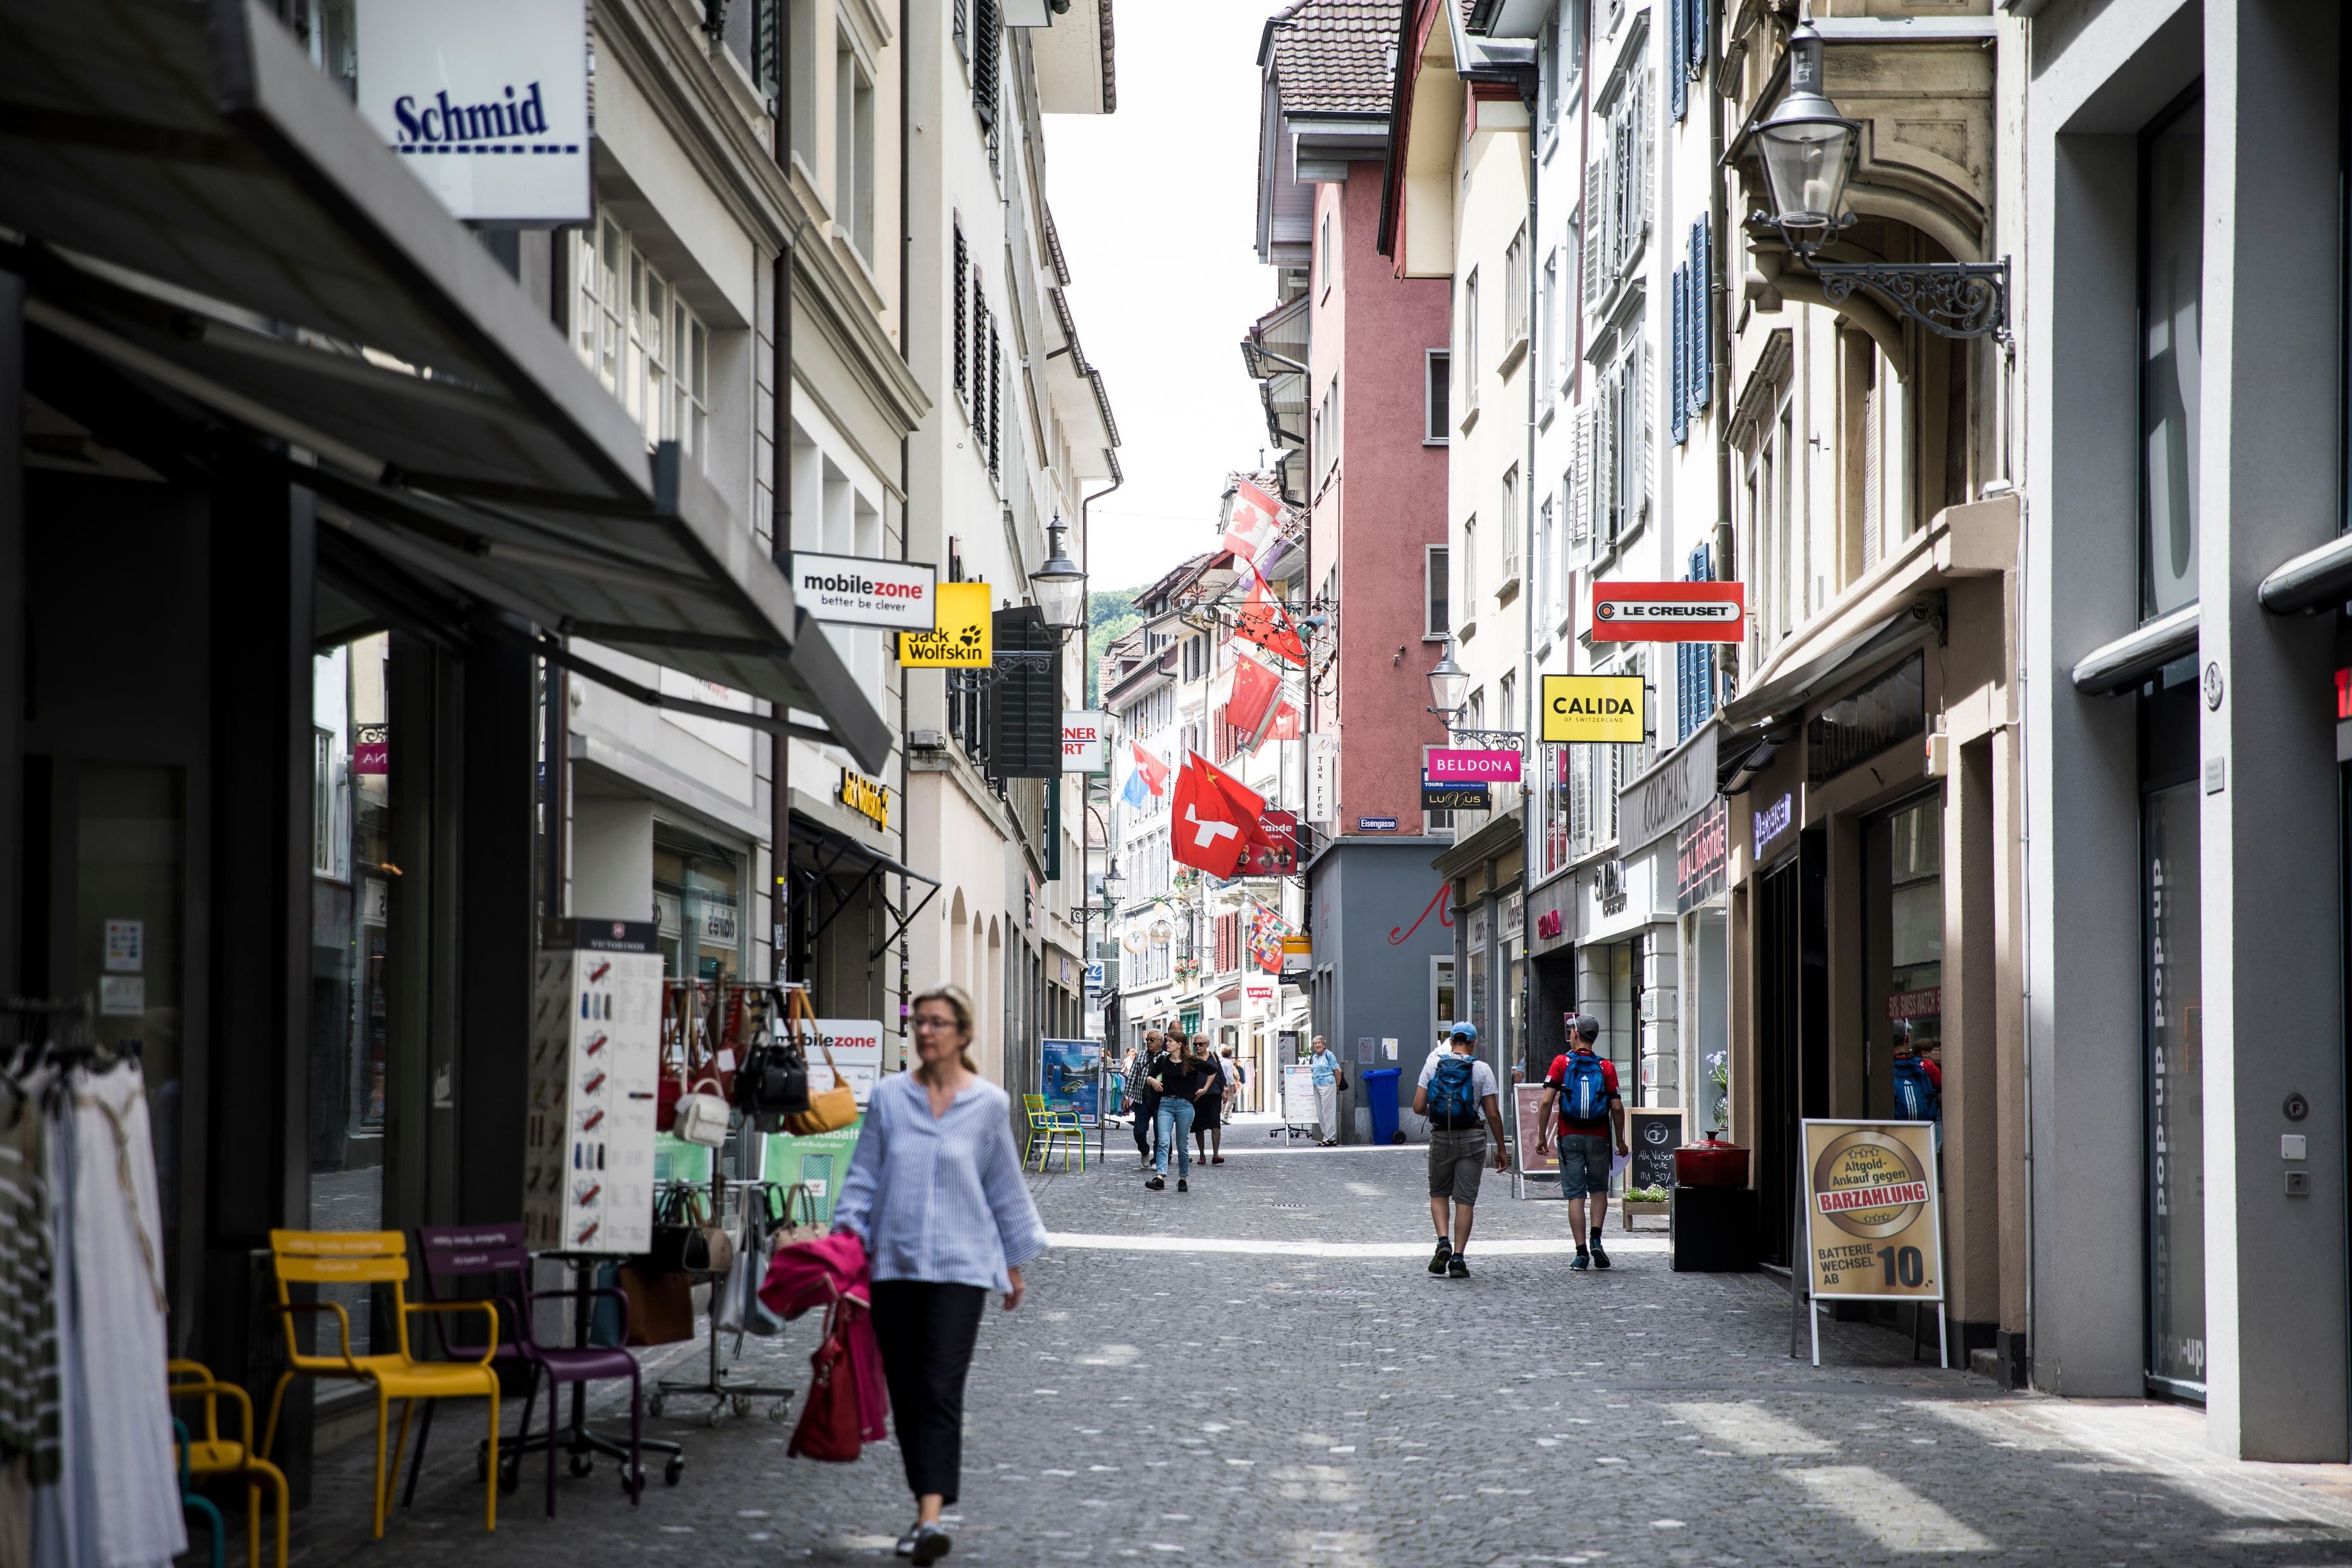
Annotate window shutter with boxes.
[1582,164,1607,310]
[973,0,1000,125]
[1670,262,1689,448]
[987,322,1003,483]
[1595,381,1617,546]
[1687,0,1710,75]
[1689,215,1713,416]
[952,226,969,405]
[986,608,1062,779]
[1637,74,1654,240]
[1631,340,1651,524]
[1570,750,1589,852]
[1668,0,1687,122]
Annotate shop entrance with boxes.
[1862,792,1944,1120]
[1756,829,1827,1268]
[2141,663,2203,1400]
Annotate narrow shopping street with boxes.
[270,1130,2352,1568]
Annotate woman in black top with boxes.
[1144,1037,1200,1191]
[1190,1038,1224,1167]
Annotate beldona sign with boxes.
[357,0,592,223]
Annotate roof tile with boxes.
[1267,0,1401,119]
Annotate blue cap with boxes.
[1449,1021,1479,1041]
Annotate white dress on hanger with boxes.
[66,1063,181,1568]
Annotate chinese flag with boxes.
[1172,753,1266,878]
[1220,477,1282,565]
[1232,561,1308,668]
[1226,648,1284,749]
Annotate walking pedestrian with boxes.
[1146,1034,1201,1192]
[1309,1035,1343,1146]
[1125,1033,1160,1169]
[1536,1014,1628,1270]
[1192,1038,1227,1167]
[828,985,1046,1565]
[1412,1022,1510,1278]
[1220,1045,1243,1120]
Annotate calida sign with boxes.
[1541,675,1646,744]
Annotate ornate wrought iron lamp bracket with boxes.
[1811,257,2010,342]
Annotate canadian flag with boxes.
[1171,752,1267,878]
[1220,477,1282,565]
[1232,560,1308,668]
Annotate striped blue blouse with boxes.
[829,1072,1049,1294]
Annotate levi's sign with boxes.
[1541,675,1646,744]
[355,0,592,223]
[1590,582,1745,642]
[794,553,938,631]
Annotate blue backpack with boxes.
[1892,1054,1940,1122]
[1557,1050,1612,1124]
[1428,1053,1481,1122]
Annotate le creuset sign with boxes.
[355,0,592,223]
[1426,748,1522,783]
[792,552,940,632]
[1589,582,1745,643]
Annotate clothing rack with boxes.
[649,979,805,1427]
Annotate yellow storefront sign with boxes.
[1799,1118,1948,1366]
[839,768,890,831]
[898,581,991,667]
[1540,674,1646,743]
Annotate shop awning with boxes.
[790,813,940,964]
[1717,602,1939,737]
[0,0,891,773]
[2069,603,2199,697]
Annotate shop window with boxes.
[1862,795,1942,1122]
[1536,742,1572,877]
[2143,777,2204,1394]
[654,828,745,984]
[2140,92,2203,620]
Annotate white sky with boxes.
[1044,1,1284,596]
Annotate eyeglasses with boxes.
[912,1013,960,1033]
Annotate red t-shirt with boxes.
[1547,1051,1620,1137]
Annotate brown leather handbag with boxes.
[781,986,857,1137]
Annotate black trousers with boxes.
[868,1280,988,1505]
[1132,1097,1156,1158]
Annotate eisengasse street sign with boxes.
[1590,581,1745,642]
[1541,675,1646,743]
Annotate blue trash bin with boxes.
[1363,1067,1403,1144]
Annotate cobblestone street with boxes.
[287,1133,2352,1567]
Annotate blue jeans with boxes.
[1155,1097,1196,1178]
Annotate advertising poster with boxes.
[1512,1084,1560,1194]
[809,1018,886,1108]
[1799,1118,1947,1365]
[762,1120,864,1226]
[1282,1063,1318,1127]
[1041,1038,1103,1122]
[522,921,663,1254]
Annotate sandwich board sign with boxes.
[1795,1119,1946,1368]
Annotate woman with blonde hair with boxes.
[830,985,1047,1564]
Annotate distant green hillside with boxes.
[1086,586,1142,706]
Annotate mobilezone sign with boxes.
[355,0,592,223]
[791,552,939,632]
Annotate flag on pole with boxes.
[1170,752,1267,879]
[1225,648,1285,750]
[1247,902,1289,973]
[1232,560,1308,667]
[1220,477,1282,565]
[1264,699,1303,742]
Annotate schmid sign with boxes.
[1541,675,1646,744]
[1062,711,1107,773]
[793,552,938,632]
[1426,748,1522,783]
[355,0,592,223]
[1590,582,1745,642]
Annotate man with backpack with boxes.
[1412,1023,1510,1279]
[1536,1014,1628,1270]
[1889,1022,1942,1146]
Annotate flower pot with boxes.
[1674,1132,1749,1188]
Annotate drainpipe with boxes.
[1522,56,1540,1094]
[770,24,795,984]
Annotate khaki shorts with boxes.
[1426,1127,1488,1206]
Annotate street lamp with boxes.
[1426,637,1470,720]
[1031,518,1087,635]
[1749,23,2009,340]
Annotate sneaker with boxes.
[895,1523,921,1559]
[1212,1156,1226,1165]
[1145,1176,1165,1191]
[1570,1251,1591,1271]
[909,1522,952,1565]
[1177,1178,1189,1192]
[1591,1242,1612,1270]
[1446,1255,1469,1280]
[1428,1237,1453,1275]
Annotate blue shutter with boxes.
[1687,0,1710,76]
[1669,262,1689,447]
[1688,216,1713,417]
[1690,542,1715,729]
[1668,0,1687,122]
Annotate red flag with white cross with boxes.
[1170,752,1266,878]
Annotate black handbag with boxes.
[733,1023,811,1119]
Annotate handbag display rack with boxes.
[647,981,847,1427]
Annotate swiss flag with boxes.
[1172,752,1266,878]
[1225,647,1285,749]
[1232,561,1308,667]
[1130,742,1171,797]
[1220,477,1282,565]
[1265,700,1303,742]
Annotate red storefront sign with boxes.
[1590,581,1745,642]
[1885,986,1943,1024]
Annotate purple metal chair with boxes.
[409,1224,650,1519]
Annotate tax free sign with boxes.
[355,0,592,223]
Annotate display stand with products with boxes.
[520,921,684,1486]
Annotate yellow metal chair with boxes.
[169,1361,288,1568]
[1020,1094,1086,1173]
[258,1230,501,1536]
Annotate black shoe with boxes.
[895,1524,919,1559]
[1177,1178,1189,1192]
[909,1522,952,1565]
[1428,1237,1453,1275]
[1447,1255,1469,1279]
[1145,1175,1165,1191]
[1569,1251,1590,1271]
[1591,1242,1612,1270]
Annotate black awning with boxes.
[0,0,891,772]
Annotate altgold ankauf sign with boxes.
[1798,1118,1948,1368]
